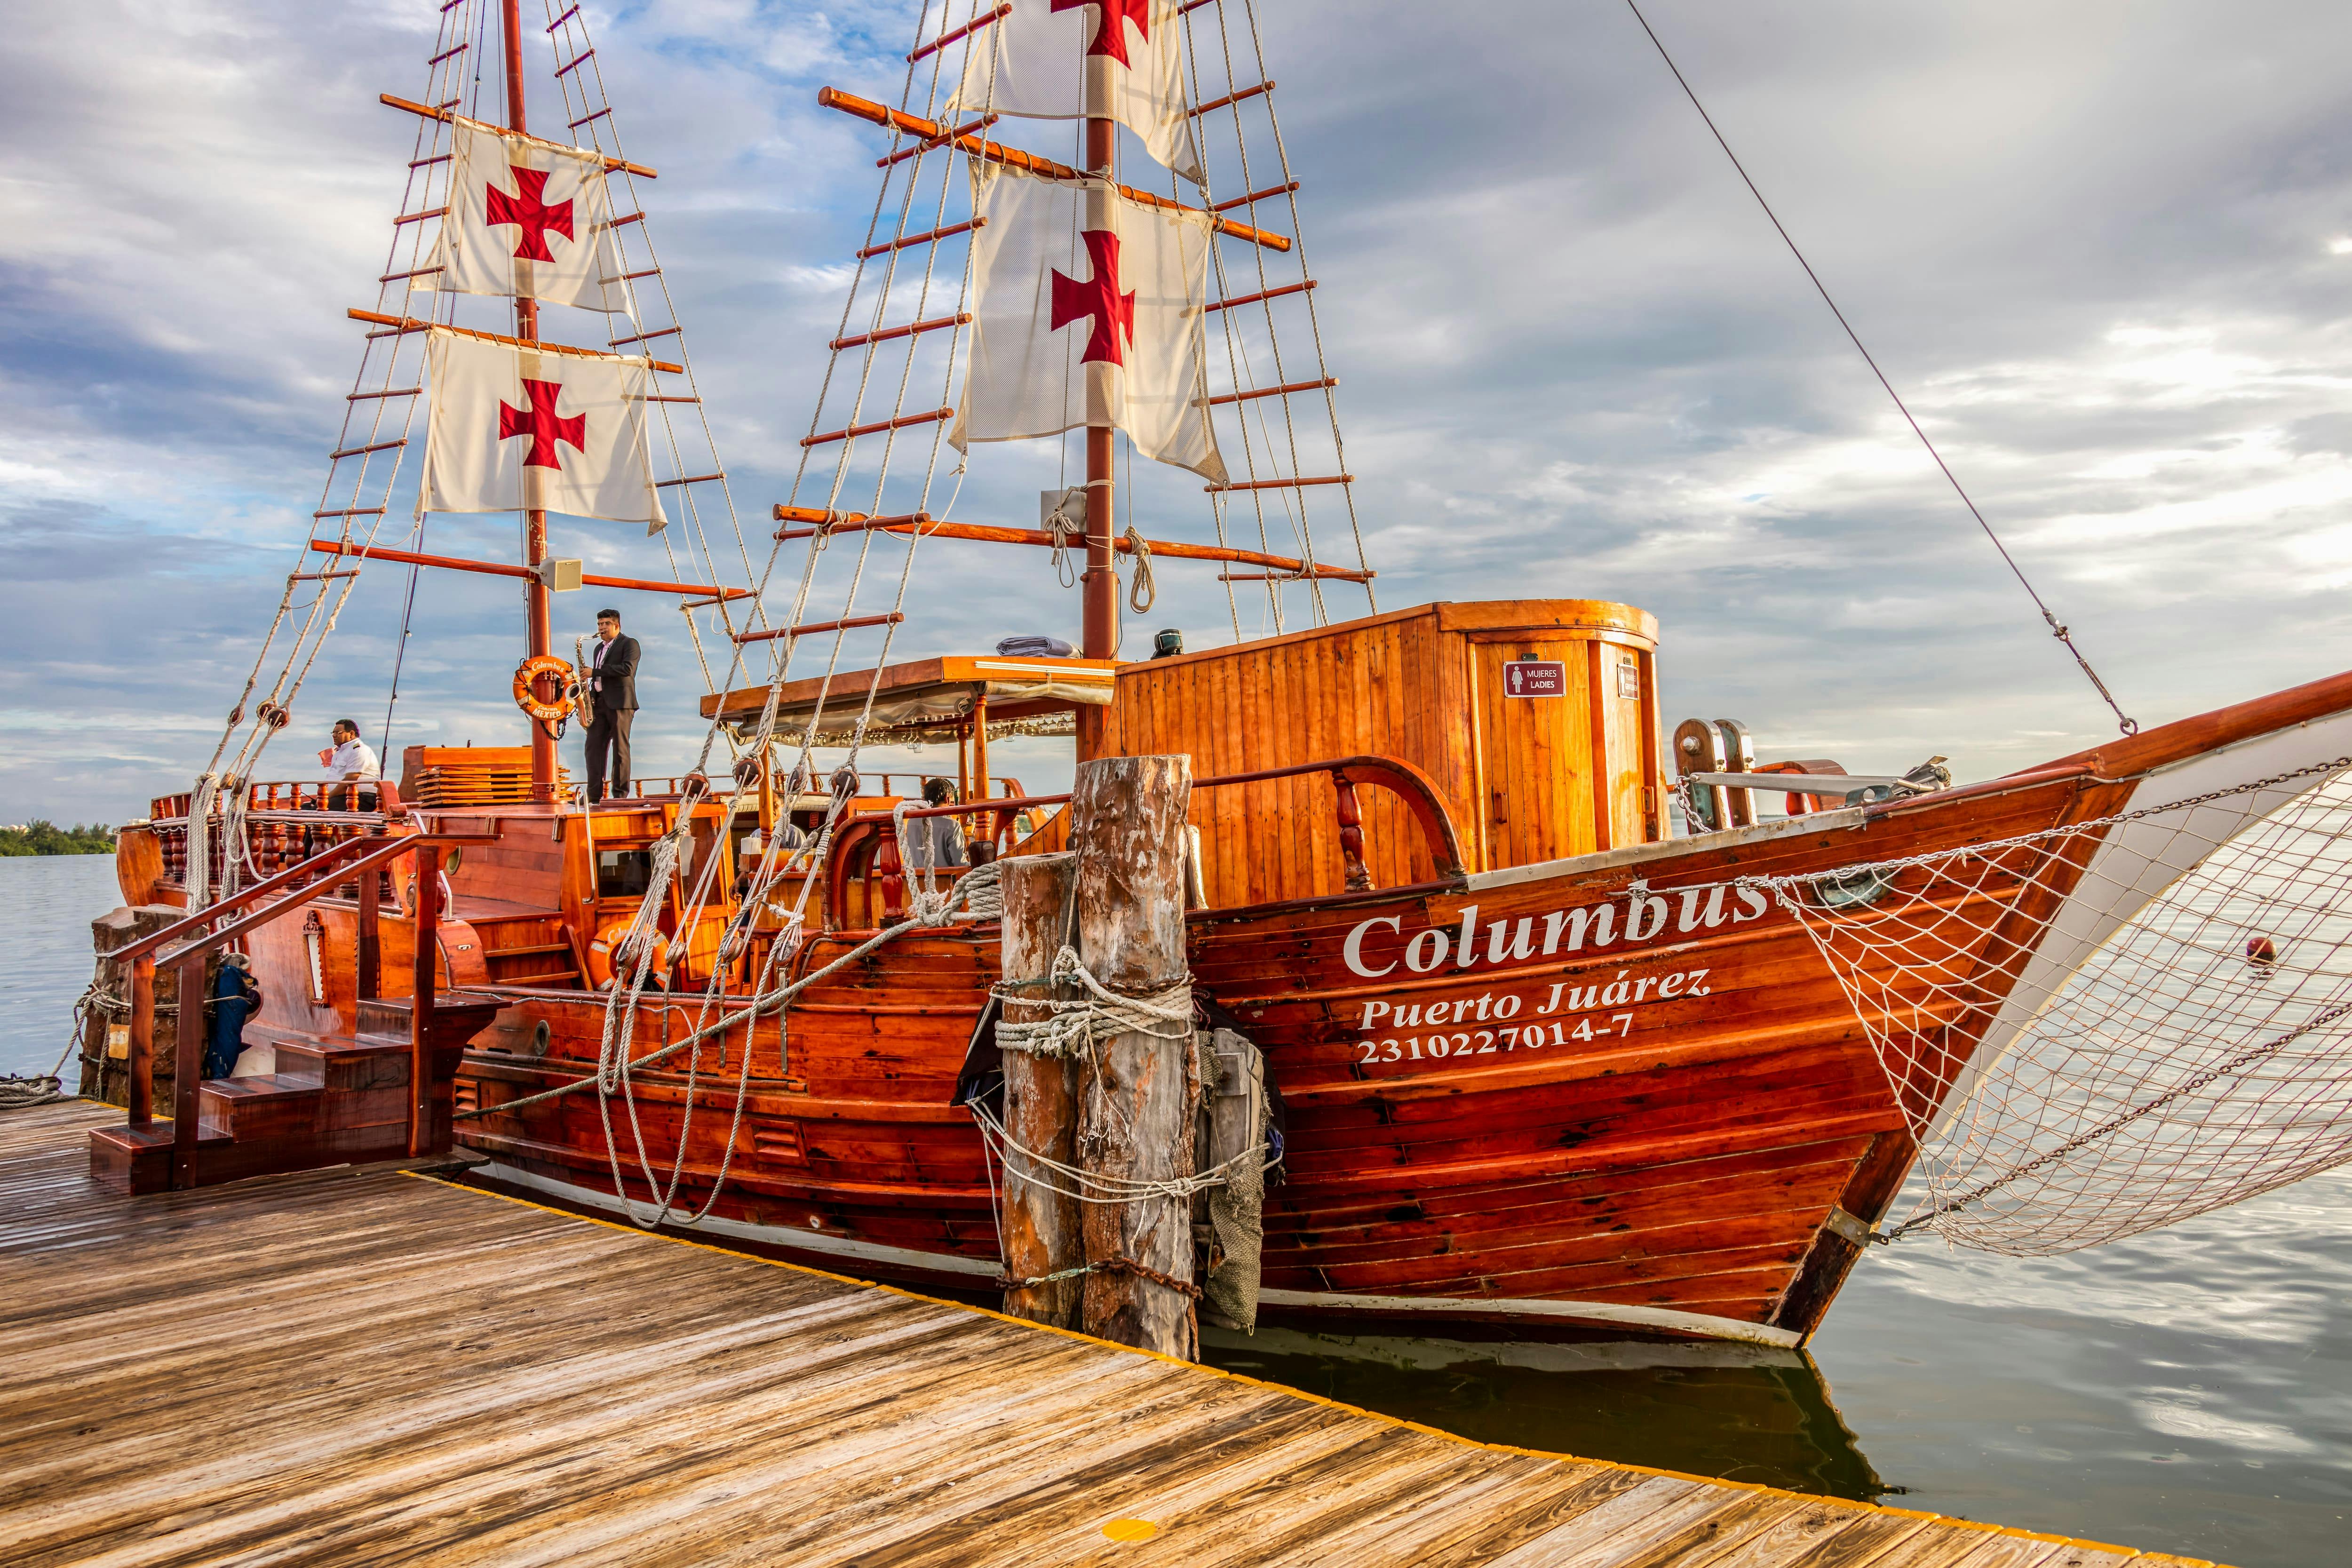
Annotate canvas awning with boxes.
[700,654,1117,746]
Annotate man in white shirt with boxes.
[321,718,381,810]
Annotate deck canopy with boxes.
[701,655,1116,747]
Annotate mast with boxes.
[1075,113,1116,762]
[505,0,557,804]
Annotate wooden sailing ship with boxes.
[84,0,2352,1353]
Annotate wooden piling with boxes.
[997,851,1081,1328]
[1068,754,1199,1358]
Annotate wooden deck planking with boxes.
[1,1102,2221,1568]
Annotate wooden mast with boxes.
[504,0,558,804]
[1075,114,1116,761]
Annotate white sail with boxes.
[952,163,1225,484]
[949,0,1203,184]
[423,118,635,316]
[419,328,667,530]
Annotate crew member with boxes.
[903,777,967,871]
[204,953,262,1080]
[584,607,639,803]
[319,719,380,810]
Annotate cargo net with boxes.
[1741,757,2352,1255]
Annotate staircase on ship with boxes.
[90,994,502,1195]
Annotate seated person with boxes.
[733,819,810,901]
[903,778,966,871]
[318,719,381,811]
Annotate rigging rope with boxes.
[1621,0,2138,738]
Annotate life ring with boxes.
[512,654,578,723]
[586,919,672,989]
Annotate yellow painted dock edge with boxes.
[406,1169,2211,1567]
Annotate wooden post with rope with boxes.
[1070,754,1199,1357]
[997,851,1081,1328]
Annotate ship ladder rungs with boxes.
[1191,79,1271,117]
[858,218,985,260]
[1205,473,1353,493]
[1206,279,1315,313]
[1210,182,1298,213]
[734,613,904,645]
[1198,377,1336,408]
[909,3,1010,64]
[832,313,970,353]
[802,407,954,449]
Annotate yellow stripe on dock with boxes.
[0,1101,2222,1568]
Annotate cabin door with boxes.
[1469,637,1606,870]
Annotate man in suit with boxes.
[584,607,639,802]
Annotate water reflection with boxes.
[1200,1325,1890,1501]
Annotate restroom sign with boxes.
[1503,660,1566,698]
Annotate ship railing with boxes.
[620,771,1025,805]
[103,826,495,1190]
[146,779,406,895]
[823,754,1466,930]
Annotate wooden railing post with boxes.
[1331,771,1372,892]
[357,850,382,1002]
[875,828,906,922]
[170,949,207,1189]
[127,955,155,1128]
[409,844,441,1158]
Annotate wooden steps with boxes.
[87,992,506,1195]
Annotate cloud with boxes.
[8,0,2352,822]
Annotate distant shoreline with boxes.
[0,823,115,858]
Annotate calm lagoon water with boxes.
[8,853,2348,1565]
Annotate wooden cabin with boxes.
[706,598,1665,912]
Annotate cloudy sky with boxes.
[8,0,2352,824]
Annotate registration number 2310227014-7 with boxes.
[1357,1013,1636,1066]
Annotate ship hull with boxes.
[449,761,2146,1346]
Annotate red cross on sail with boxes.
[423,118,632,315]
[954,166,1224,484]
[949,0,1201,184]
[1050,231,1136,366]
[1049,0,1150,66]
[485,166,576,263]
[420,328,666,529]
[498,378,588,468]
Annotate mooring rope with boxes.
[991,946,1194,1060]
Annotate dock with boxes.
[5,1100,2214,1568]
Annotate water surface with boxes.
[8,853,2347,1566]
[1,854,119,1083]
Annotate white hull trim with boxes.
[477,1161,1801,1346]
[476,1160,1004,1279]
[1464,808,1866,893]
[1254,1287,1803,1347]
